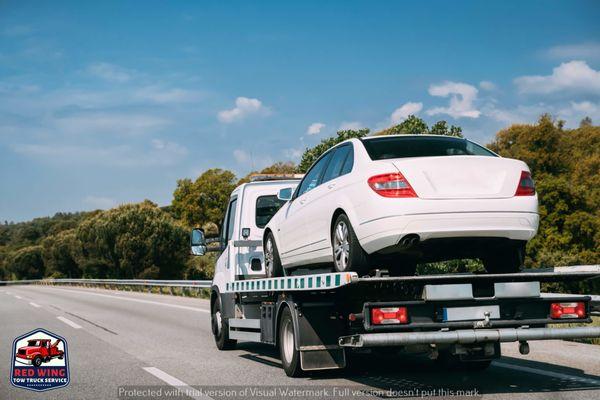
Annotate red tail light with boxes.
[368,173,417,198]
[371,307,408,325]
[515,171,535,196]
[550,302,586,319]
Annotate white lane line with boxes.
[29,302,41,308]
[143,367,209,400]
[57,316,82,329]
[494,361,600,386]
[34,286,210,313]
[14,295,23,299]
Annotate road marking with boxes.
[57,316,82,329]
[29,302,41,308]
[494,361,600,386]
[143,367,209,400]
[35,287,210,313]
[15,295,23,299]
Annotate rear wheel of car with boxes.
[332,214,369,275]
[483,242,525,274]
[264,232,283,278]
[211,296,236,350]
[278,306,302,377]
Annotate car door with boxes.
[278,151,333,264]
[301,144,353,260]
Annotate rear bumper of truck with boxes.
[338,326,600,347]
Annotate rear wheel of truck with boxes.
[265,232,283,278]
[279,306,302,377]
[483,242,525,274]
[32,356,42,367]
[332,214,369,275]
[212,297,236,350]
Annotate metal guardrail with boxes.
[0,278,211,288]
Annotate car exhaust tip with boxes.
[399,234,420,249]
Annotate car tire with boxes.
[32,356,42,367]
[265,232,283,278]
[278,306,302,377]
[332,214,369,275]
[483,242,525,274]
[211,296,236,350]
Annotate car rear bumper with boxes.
[356,211,539,254]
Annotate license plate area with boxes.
[443,305,500,322]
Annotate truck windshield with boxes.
[256,195,286,228]
[362,136,496,160]
[27,340,41,346]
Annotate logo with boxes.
[11,328,70,392]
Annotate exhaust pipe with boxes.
[399,234,420,249]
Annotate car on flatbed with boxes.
[263,135,539,276]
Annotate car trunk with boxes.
[389,156,525,199]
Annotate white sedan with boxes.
[263,135,538,277]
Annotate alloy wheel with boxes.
[333,221,350,271]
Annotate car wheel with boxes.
[278,306,302,377]
[211,296,236,350]
[332,214,369,274]
[32,356,42,367]
[483,242,525,274]
[265,232,283,278]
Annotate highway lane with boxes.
[0,285,599,400]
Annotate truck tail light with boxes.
[368,173,417,198]
[550,302,586,319]
[515,171,535,196]
[371,307,408,325]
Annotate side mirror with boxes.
[190,228,207,256]
[277,187,293,201]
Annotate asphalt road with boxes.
[1,285,599,400]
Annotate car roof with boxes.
[361,134,466,141]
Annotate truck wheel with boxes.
[332,214,369,275]
[483,242,525,274]
[265,232,283,278]
[279,306,302,377]
[211,297,236,350]
[32,356,42,367]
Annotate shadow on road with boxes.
[236,342,600,397]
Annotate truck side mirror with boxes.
[277,187,293,201]
[190,228,207,256]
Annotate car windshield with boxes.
[362,136,497,160]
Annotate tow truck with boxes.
[15,339,64,367]
[190,176,600,377]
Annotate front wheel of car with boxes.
[332,214,369,275]
[482,242,525,274]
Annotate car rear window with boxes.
[256,195,286,228]
[362,136,497,160]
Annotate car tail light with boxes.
[371,307,408,325]
[515,171,535,196]
[550,302,586,319]
[368,173,417,198]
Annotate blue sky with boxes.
[1,1,599,222]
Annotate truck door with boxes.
[213,196,238,287]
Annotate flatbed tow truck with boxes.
[191,176,600,377]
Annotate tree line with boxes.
[1,115,598,293]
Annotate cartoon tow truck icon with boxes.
[15,338,64,367]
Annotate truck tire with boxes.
[265,232,283,278]
[483,242,525,274]
[332,214,369,275]
[278,306,302,377]
[211,297,236,350]
[32,356,42,367]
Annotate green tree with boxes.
[429,120,464,137]
[297,129,370,173]
[172,168,238,227]
[7,246,44,279]
[377,115,429,136]
[42,230,82,278]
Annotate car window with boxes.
[296,151,333,197]
[362,136,497,160]
[322,145,351,183]
[255,195,286,228]
[339,144,354,175]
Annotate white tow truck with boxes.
[190,176,600,377]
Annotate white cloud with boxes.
[284,148,303,161]
[83,196,117,210]
[233,149,251,164]
[514,60,600,95]
[217,97,270,123]
[390,102,423,125]
[479,81,496,91]
[87,62,133,83]
[133,86,203,104]
[306,122,325,135]
[338,121,364,131]
[54,111,169,135]
[545,43,600,61]
[2,25,33,37]
[426,81,481,118]
[557,101,600,126]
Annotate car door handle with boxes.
[299,199,306,205]
[327,183,336,189]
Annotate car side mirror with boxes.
[190,228,207,256]
[277,187,293,201]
